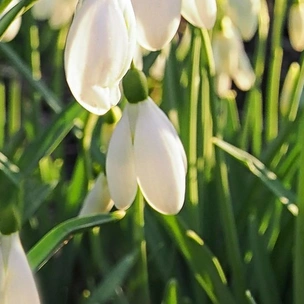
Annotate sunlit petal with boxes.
[106,109,138,209]
[65,0,136,114]
[181,0,217,29]
[131,0,181,51]
[134,98,186,215]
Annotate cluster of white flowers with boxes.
[65,0,218,216]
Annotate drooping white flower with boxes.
[0,0,21,42]
[0,232,40,304]
[288,3,304,52]
[79,173,114,216]
[32,0,78,30]
[106,98,187,215]
[131,0,181,51]
[181,0,217,29]
[64,0,137,115]
[226,0,260,40]
[212,17,255,96]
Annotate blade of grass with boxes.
[157,214,235,304]
[28,211,126,271]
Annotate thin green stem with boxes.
[294,110,304,304]
[130,190,150,303]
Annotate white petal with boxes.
[79,173,114,216]
[227,0,260,40]
[134,98,186,215]
[232,48,255,91]
[181,0,217,29]
[32,0,55,20]
[0,233,40,304]
[131,0,181,51]
[106,107,138,209]
[64,0,136,114]
[49,0,78,29]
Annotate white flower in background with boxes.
[226,0,260,41]
[149,44,171,81]
[181,0,217,29]
[106,98,187,215]
[0,232,40,304]
[64,0,137,115]
[0,0,21,42]
[32,0,78,30]
[212,17,255,96]
[288,3,304,52]
[131,0,181,51]
[79,173,114,216]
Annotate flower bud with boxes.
[288,3,304,52]
[122,69,149,103]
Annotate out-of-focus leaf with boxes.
[86,251,137,304]
[28,211,126,271]
[213,137,298,216]
[18,102,83,175]
[158,214,235,304]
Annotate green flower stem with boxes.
[200,29,247,303]
[187,27,202,232]
[294,110,304,304]
[265,0,287,142]
[130,190,150,303]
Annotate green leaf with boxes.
[18,102,83,175]
[27,211,126,271]
[213,137,298,216]
[86,251,138,304]
[157,214,235,304]
[161,279,179,304]
[248,216,281,304]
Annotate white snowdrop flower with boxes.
[226,0,260,40]
[64,0,137,115]
[288,3,304,52]
[79,173,114,216]
[32,0,78,29]
[106,98,187,215]
[0,232,40,304]
[0,0,21,42]
[181,0,217,29]
[212,17,255,96]
[131,0,181,51]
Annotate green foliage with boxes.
[0,0,304,303]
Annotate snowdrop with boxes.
[64,0,137,115]
[131,0,181,51]
[288,3,304,52]
[0,0,21,42]
[181,0,217,29]
[32,0,78,30]
[79,173,114,216]
[106,97,187,215]
[212,17,255,96]
[0,232,40,304]
[226,0,260,40]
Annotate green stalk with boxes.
[294,110,304,304]
[187,27,201,231]
[130,190,150,303]
[200,29,247,303]
[265,0,287,142]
